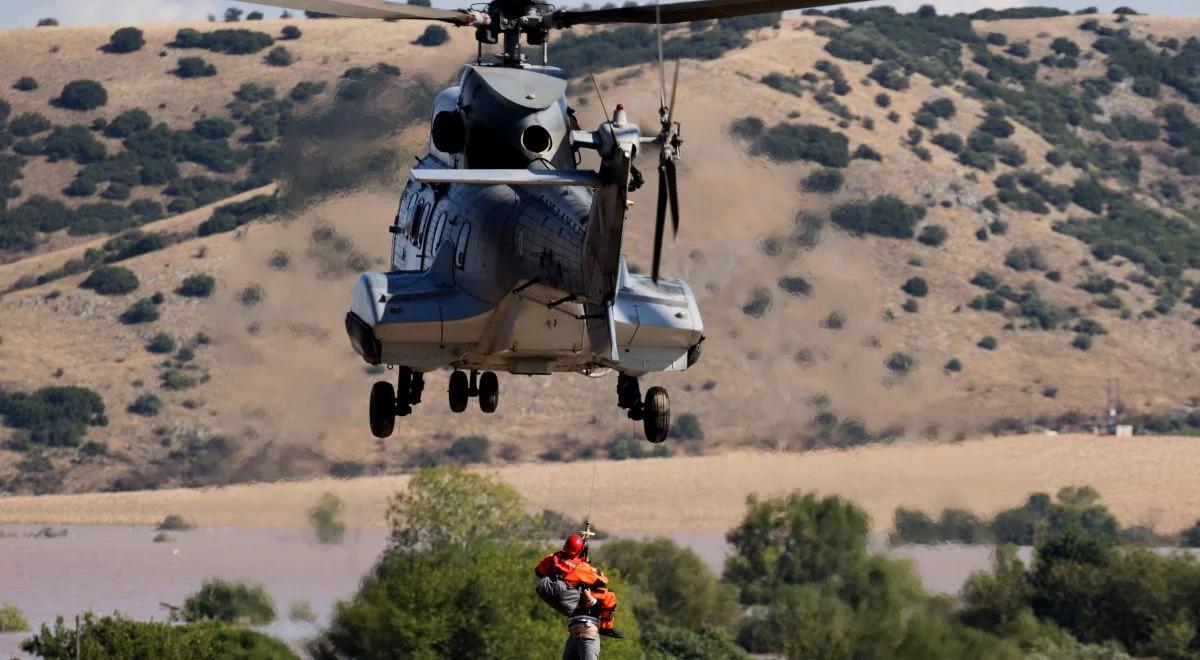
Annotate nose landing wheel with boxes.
[369,381,395,438]
[643,386,670,444]
[617,374,671,443]
[368,367,424,438]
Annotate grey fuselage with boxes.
[346,63,703,377]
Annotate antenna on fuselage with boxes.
[587,65,610,122]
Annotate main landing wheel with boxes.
[448,370,469,413]
[478,371,499,413]
[369,381,396,438]
[643,386,670,444]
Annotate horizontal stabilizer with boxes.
[411,168,601,187]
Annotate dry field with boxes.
[2,434,1199,535]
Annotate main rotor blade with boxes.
[557,0,865,26]
[665,158,680,236]
[666,58,680,129]
[656,1,667,112]
[249,0,473,24]
[653,164,669,282]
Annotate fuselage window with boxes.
[410,201,426,243]
[455,222,471,270]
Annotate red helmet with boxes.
[562,534,585,558]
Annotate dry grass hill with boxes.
[1,9,1200,496]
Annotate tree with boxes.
[386,466,525,552]
[313,544,615,659]
[105,27,145,53]
[57,80,107,110]
[181,579,276,625]
[280,25,301,40]
[224,7,243,22]
[314,467,642,659]
[308,492,346,544]
[723,492,871,605]
[596,538,739,628]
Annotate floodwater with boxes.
[0,525,1136,656]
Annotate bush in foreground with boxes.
[0,603,29,632]
[20,614,295,659]
[181,579,276,625]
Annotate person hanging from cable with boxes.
[534,527,624,659]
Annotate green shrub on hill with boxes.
[175,57,217,78]
[105,27,145,54]
[196,195,277,236]
[68,203,133,236]
[119,297,160,324]
[42,125,106,164]
[815,7,976,86]
[289,80,326,102]
[170,28,275,55]
[802,167,843,193]
[1055,199,1200,278]
[9,112,51,137]
[831,195,926,239]
[13,76,38,91]
[56,80,107,110]
[414,25,450,47]
[104,108,151,138]
[177,274,216,298]
[0,385,106,448]
[127,393,162,417]
[265,46,294,66]
[747,123,849,167]
[79,265,139,295]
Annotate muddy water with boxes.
[0,525,1065,656]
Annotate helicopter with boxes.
[257,0,861,443]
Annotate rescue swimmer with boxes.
[535,533,625,659]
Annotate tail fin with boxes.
[580,125,637,364]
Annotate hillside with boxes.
[2,9,1200,495]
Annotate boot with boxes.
[600,628,625,639]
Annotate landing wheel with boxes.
[643,386,670,444]
[448,370,469,413]
[478,371,499,414]
[369,381,396,438]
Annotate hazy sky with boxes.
[0,0,1195,28]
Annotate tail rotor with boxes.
[650,5,682,283]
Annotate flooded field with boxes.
[0,524,1025,656]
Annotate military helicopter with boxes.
[257,0,860,443]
